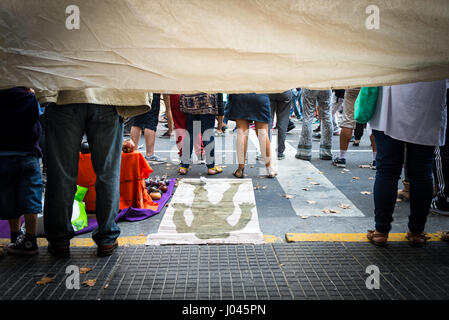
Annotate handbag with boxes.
[180,93,217,115]
[354,87,379,124]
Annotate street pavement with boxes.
[1,116,449,304]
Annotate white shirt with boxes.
[369,80,447,146]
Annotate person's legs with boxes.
[406,142,435,234]
[200,114,216,169]
[296,89,316,160]
[85,105,122,247]
[180,113,196,169]
[317,90,333,160]
[372,130,404,235]
[144,129,156,157]
[130,125,142,147]
[275,99,292,157]
[235,119,249,176]
[44,104,85,249]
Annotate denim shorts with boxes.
[0,155,43,220]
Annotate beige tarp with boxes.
[1,0,448,93]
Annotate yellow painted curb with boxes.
[263,235,283,243]
[0,236,148,247]
[285,233,444,243]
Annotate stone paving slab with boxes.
[0,242,448,301]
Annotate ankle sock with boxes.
[339,150,347,159]
[373,152,377,161]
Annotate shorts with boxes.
[0,155,43,220]
[340,88,361,129]
[132,93,161,131]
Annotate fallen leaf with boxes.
[338,204,351,209]
[329,209,340,214]
[80,267,92,274]
[310,182,320,185]
[306,200,317,204]
[313,214,320,217]
[322,209,331,214]
[369,177,375,180]
[36,277,55,285]
[300,216,309,219]
[82,279,96,287]
[352,177,360,180]
[283,194,295,199]
[302,188,309,191]
[361,191,371,195]
[307,177,313,180]
[359,165,371,168]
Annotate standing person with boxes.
[296,89,333,161]
[169,94,205,162]
[37,88,152,258]
[178,93,223,175]
[215,93,226,135]
[0,87,43,256]
[431,82,449,216]
[332,88,377,168]
[228,94,277,178]
[366,80,447,247]
[130,93,165,163]
[269,90,294,160]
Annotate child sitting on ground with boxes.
[0,87,43,256]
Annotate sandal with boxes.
[178,166,189,175]
[207,166,223,175]
[233,167,245,179]
[367,230,388,247]
[266,166,277,178]
[406,231,430,246]
[441,231,449,242]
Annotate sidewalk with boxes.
[0,241,448,300]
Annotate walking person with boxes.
[296,89,333,161]
[228,94,277,178]
[37,88,152,258]
[269,90,294,160]
[366,80,447,247]
[178,93,222,175]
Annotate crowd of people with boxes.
[0,80,448,258]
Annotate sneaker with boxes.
[7,234,39,256]
[430,198,449,216]
[313,125,321,133]
[160,131,172,138]
[332,157,346,168]
[370,160,376,170]
[312,132,321,140]
[145,154,165,164]
[287,122,296,132]
[278,153,285,160]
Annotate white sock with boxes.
[340,150,347,159]
[373,152,377,160]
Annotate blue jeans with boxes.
[373,130,435,234]
[44,104,123,247]
[181,114,216,169]
[290,89,303,118]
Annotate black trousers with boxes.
[433,88,449,209]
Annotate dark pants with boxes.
[269,90,293,155]
[373,130,435,234]
[44,103,123,248]
[181,114,216,169]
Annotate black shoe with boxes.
[97,240,119,257]
[278,153,285,160]
[430,198,449,216]
[370,160,376,170]
[332,157,346,168]
[7,234,39,256]
[48,244,70,258]
[287,122,296,132]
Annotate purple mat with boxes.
[0,178,176,238]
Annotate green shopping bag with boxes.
[71,185,88,231]
[354,87,379,124]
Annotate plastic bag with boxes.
[71,185,88,231]
[354,87,379,124]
